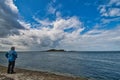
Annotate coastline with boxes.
[0,65,88,80]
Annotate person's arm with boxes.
[14,51,17,58]
[5,52,8,58]
[16,52,18,58]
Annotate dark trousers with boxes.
[7,61,15,73]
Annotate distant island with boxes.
[46,49,66,52]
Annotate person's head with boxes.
[11,47,15,50]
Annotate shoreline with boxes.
[0,65,88,80]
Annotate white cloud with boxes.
[56,11,62,18]
[99,0,120,17]
[59,26,120,51]
[99,6,106,14]
[98,0,120,25]
[108,8,120,17]
[4,0,18,14]
[33,17,52,27]
[47,0,56,14]
[0,16,84,51]
[101,17,120,24]
[48,6,56,14]
[109,0,120,6]
[0,0,120,51]
[47,0,62,16]
[0,0,25,37]
[53,16,81,30]
[1,13,120,51]
[18,20,31,29]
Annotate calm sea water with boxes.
[0,51,120,80]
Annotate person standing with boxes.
[5,47,17,74]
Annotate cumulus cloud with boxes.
[108,8,120,17]
[58,26,120,51]
[0,0,25,37]
[1,13,120,51]
[98,0,120,24]
[0,16,83,51]
[99,0,120,17]
[4,0,18,13]
[33,17,52,28]
[0,0,120,51]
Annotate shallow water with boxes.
[0,51,120,80]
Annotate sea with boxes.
[0,51,120,80]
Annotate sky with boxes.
[0,0,120,51]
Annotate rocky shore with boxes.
[0,65,88,80]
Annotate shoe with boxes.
[11,72,16,74]
[7,72,10,74]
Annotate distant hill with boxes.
[46,49,66,52]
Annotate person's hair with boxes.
[11,47,15,50]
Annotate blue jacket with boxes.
[5,50,17,61]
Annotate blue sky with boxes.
[0,0,120,51]
[14,0,120,32]
[15,0,100,27]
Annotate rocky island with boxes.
[46,49,66,52]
